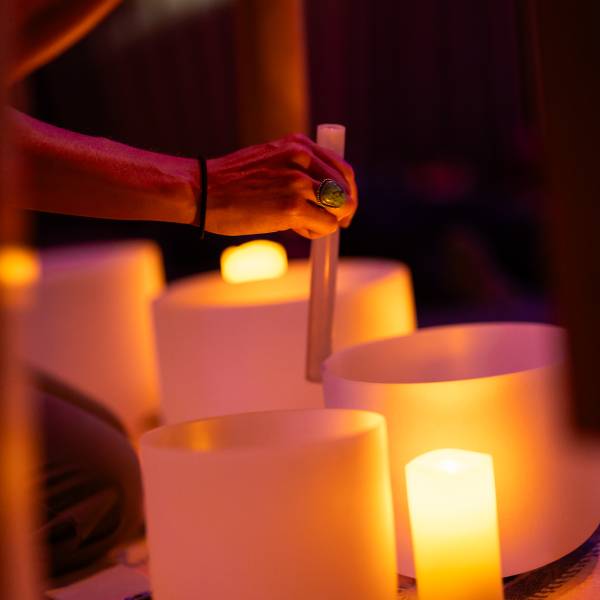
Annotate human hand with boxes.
[205,133,358,239]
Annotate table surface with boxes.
[399,526,600,599]
[47,527,600,599]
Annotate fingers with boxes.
[292,227,324,240]
[287,134,353,186]
[301,155,356,220]
[281,134,358,223]
[289,172,356,228]
[282,171,348,236]
[287,198,339,238]
[282,142,312,171]
[339,213,354,228]
[231,135,358,224]
[208,134,358,238]
[309,145,358,206]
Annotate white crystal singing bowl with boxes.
[25,241,164,436]
[153,258,415,424]
[140,408,397,600]
[323,322,600,576]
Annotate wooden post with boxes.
[0,0,44,596]
[528,0,600,434]
[234,0,309,145]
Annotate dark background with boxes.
[26,0,552,326]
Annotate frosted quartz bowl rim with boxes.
[323,321,565,385]
[141,408,385,455]
[39,240,157,279]
[154,257,410,308]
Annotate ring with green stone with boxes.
[316,178,347,209]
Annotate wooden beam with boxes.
[528,0,600,434]
[0,1,44,596]
[234,0,309,145]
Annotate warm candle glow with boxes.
[220,240,288,284]
[0,246,40,287]
[406,449,504,600]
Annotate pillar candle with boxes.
[406,449,504,600]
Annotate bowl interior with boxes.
[142,408,382,452]
[325,322,565,384]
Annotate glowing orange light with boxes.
[406,449,504,600]
[220,240,288,284]
[0,246,40,287]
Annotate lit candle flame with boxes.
[221,240,288,284]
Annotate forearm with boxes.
[11,109,199,224]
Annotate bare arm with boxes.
[13,111,358,237]
[12,109,200,224]
[9,1,358,237]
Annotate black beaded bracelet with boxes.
[196,156,208,238]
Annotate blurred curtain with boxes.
[30,0,524,166]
